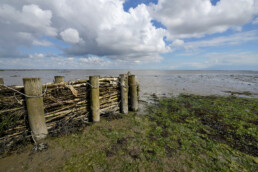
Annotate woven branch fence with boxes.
[0,75,138,156]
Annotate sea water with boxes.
[1,70,258,102]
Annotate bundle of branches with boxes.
[0,85,30,157]
[44,77,121,135]
[43,80,90,132]
[99,77,121,115]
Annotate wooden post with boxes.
[119,74,128,114]
[90,76,100,122]
[136,81,140,101]
[54,76,64,84]
[0,78,3,85]
[128,75,138,111]
[23,78,48,141]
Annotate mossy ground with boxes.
[0,94,257,171]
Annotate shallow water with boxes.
[1,70,258,102]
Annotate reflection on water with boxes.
[1,70,258,102]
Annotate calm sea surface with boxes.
[1,70,258,101]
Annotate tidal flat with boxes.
[0,94,257,171]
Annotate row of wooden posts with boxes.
[0,74,138,142]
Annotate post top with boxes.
[89,75,100,78]
[119,74,128,77]
[54,76,64,78]
[23,77,41,81]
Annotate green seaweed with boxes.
[59,94,258,171]
[1,94,257,171]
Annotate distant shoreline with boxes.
[1,69,258,72]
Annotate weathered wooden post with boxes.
[119,74,128,114]
[54,76,64,84]
[23,78,48,141]
[90,76,100,122]
[128,75,138,111]
[136,81,140,101]
[0,78,4,85]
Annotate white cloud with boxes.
[205,52,258,66]
[29,53,45,59]
[170,52,258,69]
[0,4,56,36]
[253,17,258,24]
[26,0,170,62]
[172,39,184,47]
[67,57,74,61]
[60,28,81,44]
[20,5,56,36]
[0,3,56,58]
[0,0,258,69]
[184,30,258,50]
[79,56,111,66]
[32,40,52,46]
[149,0,258,39]
[0,54,143,69]
[0,0,170,62]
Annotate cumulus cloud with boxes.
[0,0,258,68]
[60,28,81,44]
[0,3,56,58]
[0,4,56,36]
[0,0,170,62]
[54,1,170,61]
[148,0,258,39]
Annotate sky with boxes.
[0,0,258,70]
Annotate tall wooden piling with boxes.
[0,78,3,85]
[119,74,128,114]
[54,76,65,84]
[128,75,138,111]
[90,76,100,122]
[23,78,48,141]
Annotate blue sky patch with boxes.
[123,0,158,12]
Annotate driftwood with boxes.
[0,77,121,156]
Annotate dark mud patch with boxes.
[48,118,89,137]
[161,129,169,137]
[164,144,175,157]
[148,133,157,142]
[247,119,258,125]
[198,112,258,157]
[129,148,141,160]
[105,136,143,160]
